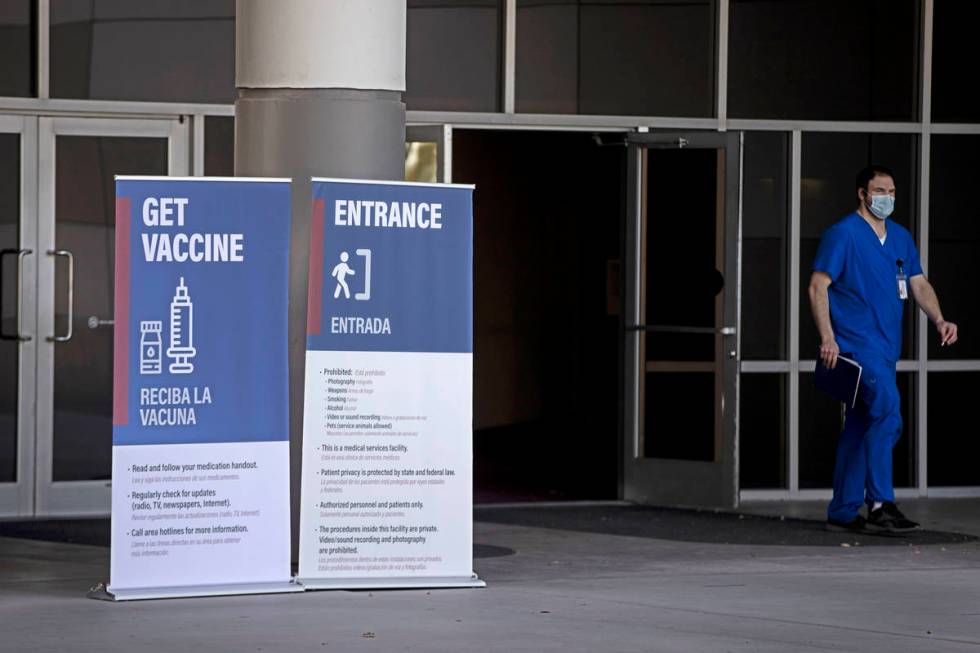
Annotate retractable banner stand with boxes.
[104,177,299,601]
[298,178,483,589]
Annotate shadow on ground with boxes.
[474,504,978,546]
[0,519,110,547]
[0,519,519,558]
[2,505,975,552]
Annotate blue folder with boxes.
[814,354,862,408]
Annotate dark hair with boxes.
[855,165,895,193]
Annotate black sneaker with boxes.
[826,515,867,533]
[866,502,920,533]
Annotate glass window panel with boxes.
[0,133,20,483]
[799,372,843,489]
[928,136,980,359]
[53,135,168,482]
[0,1,35,97]
[642,145,722,462]
[739,373,786,489]
[729,0,919,121]
[204,116,234,177]
[407,0,501,112]
[893,373,916,489]
[928,372,980,486]
[580,0,714,117]
[644,372,714,461]
[51,0,235,103]
[799,133,918,361]
[932,1,980,123]
[645,147,719,362]
[516,0,716,117]
[800,371,915,489]
[515,0,578,113]
[741,132,788,360]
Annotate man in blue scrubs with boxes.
[808,165,958,533]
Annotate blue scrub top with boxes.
[812,212,923,362]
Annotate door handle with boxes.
[627,324,737,336]
[0,248,33,342]
[47,249,74,343]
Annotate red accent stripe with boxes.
[307,198,325,336]
[113,197,131,426]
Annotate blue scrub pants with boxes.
[827,354,902,522]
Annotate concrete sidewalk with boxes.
[2,501,979,652]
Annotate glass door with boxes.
[35,117,188,516]
[0,115,37,518]
[623,131,742,508]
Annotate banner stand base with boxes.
[298,574,486,591]
[89,580,304,602]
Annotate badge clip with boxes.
[896,258,908,300]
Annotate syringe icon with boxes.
[167,277,196,374]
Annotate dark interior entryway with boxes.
[452,130,625,502]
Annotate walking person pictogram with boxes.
[332,251,355,299]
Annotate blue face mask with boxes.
[866,193,895,220]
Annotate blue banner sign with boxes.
[109,177,297,601]
[299,178,482,589]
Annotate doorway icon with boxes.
[331,249,372,301]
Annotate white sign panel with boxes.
[109,178,298,600]
[298,179,482,589]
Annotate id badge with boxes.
[897,271,908,300]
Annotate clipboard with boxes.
[814,354,862,408]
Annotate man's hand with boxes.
[937,320,959,347]
[819,339,840,369]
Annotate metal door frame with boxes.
[35,116,188,517]
[623,130,743,508]
[0,115,38,518]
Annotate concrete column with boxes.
[234,0,406,560]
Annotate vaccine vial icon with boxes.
[139,321,162,375]
[166,277,196,374]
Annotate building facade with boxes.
[1,0,978,518]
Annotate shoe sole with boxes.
[865,522,920,535]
